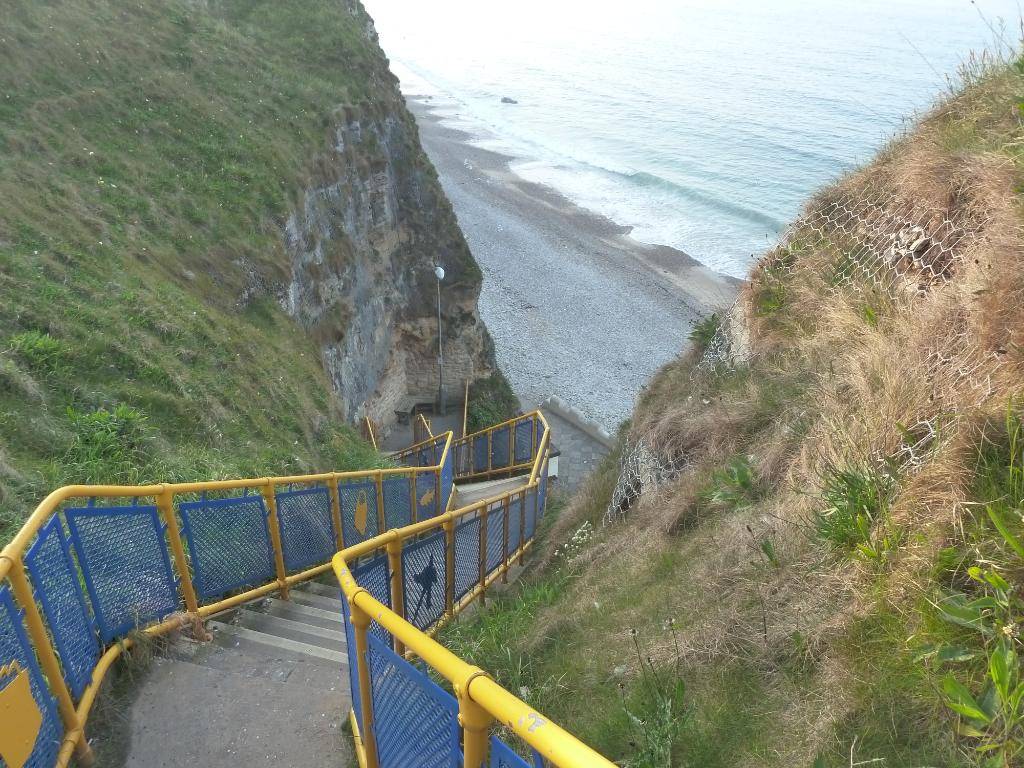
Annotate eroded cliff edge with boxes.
[280,2,493,423]
[0,0,492,526]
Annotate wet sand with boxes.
[408,97,740,429]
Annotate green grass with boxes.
[465,370,520,434]
[688,314,720,352]
[910,406,1024,766]
[813,463,894,553]
[825,610,965,767]
[0,0,415,538]
[698,455,761,513]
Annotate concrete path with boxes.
[380,411,465,453]
[451,475,530,509]
[117,470,540,766]
[538,396,615,493]
[124,582,351,767]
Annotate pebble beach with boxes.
[409,98,738,430]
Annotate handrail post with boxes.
[375,471,386,533]
[534,477,541,531]
[458,677,494,768]
[443,518,455,618]
[518,490,527,566]
[261,482,289,600]
[435,465,442,518]
[157,486,199,616]
[487,430,493,475]
[408,470,418,524]
[478,504,488,606]
[501,496,510,584]
[509,420,516,474]
[8,558,95,766]
[531,414,538,463]
[328,474,345,552]
[386,537,406,656]
[349,596,380,768]
[507,424,514,477]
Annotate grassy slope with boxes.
[440,59,1024,766]
[0,0,399,537]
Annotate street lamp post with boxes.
[434,265,445,416]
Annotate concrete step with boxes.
[234,607,347,650]
[452,475,529,507]
[287,588,344,613]
[296,580,342,599]
[254,596,345,632]
[208,620,347,667]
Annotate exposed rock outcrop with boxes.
[279,2,494,424]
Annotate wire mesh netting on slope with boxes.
[606,181,1006,524]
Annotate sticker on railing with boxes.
[402,531,447,631]
[355,489,369,535]
[0,662,42,768]
[0,587,62,768]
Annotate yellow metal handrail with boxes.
[451,411,542,482]
[333,411,614,767]
[0,432,455,767]
[414,412,434,444]
[0,409,610,767]
[363,416,379,450]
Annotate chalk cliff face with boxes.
[280,3,493,424]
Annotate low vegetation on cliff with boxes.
[0,0,459,537]
[440,51,1024,767]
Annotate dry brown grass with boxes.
[451,54,1024,768]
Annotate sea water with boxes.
[362,0,1019,279]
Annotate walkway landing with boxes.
[450,475,530,508]
[380,412,464,453]
[538,396,615,492]
[123,582,351,767]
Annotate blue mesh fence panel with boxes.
[0,587,63,767]
[485,505,506,575]
[524,487,538,543]
[491,426,511,469]
[507,496,522,558]
[66,504,178,641]
[276,486,335,573]
[441,450,454,512]
[340,478,380,547]
[402,531,446,631]
[416,472,439,520]
[453,517,480,602]
[352,554,391,644]
[179,494,274,600]
[24,517,99,700]
[514,418,535,464]
[367,633,460,768]
[473,435,488,473]
[341,596,363,734]
[382,475,413,530]
[490,737,533,768]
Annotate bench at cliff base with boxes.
[0,411,616,768]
